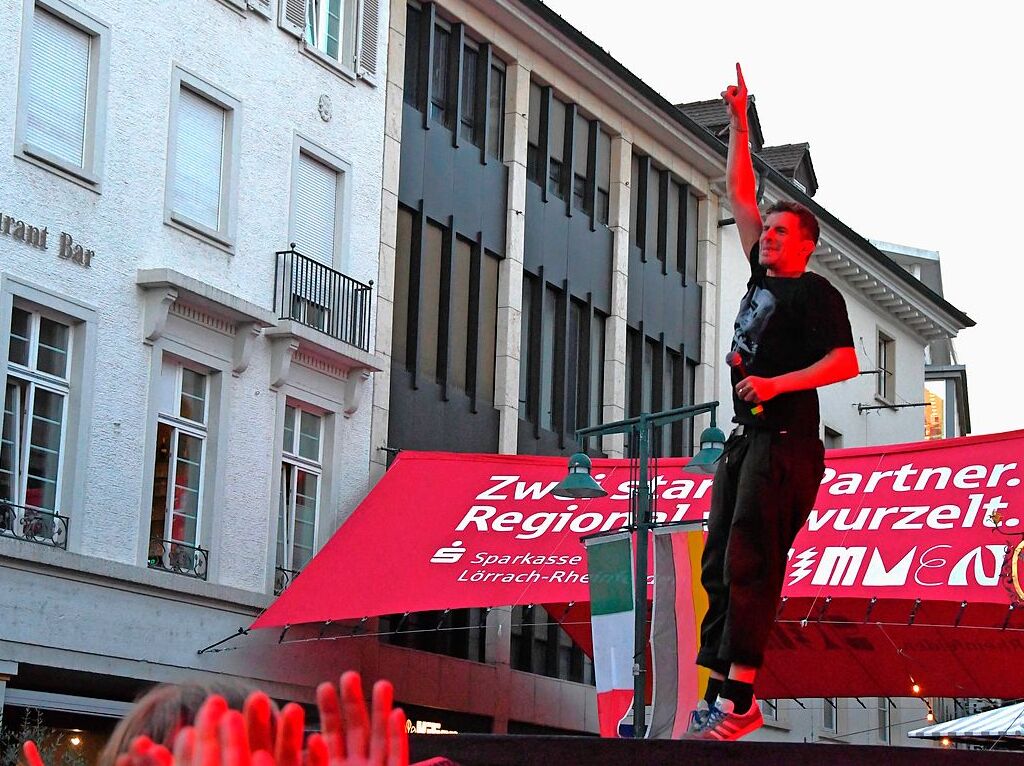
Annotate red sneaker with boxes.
[690,696,763,741]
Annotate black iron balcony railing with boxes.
[274,248,373,351]
[0,501,69,549]
[274,565,300,595]
[148,538,209,580]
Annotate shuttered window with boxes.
[356,0,380,79]
[293,152,340,265]
[26,8,90,168]
[164,68,240,246]
[17,1,111,188]
[172,88,226,231]
[288,0,377,80]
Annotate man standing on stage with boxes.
[687,64,859,741]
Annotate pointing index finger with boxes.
[736,62,746,90]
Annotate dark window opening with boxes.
[486,63,505,159]
[511,605,594,685]
[429,25,453,128]
[685,189,699,284]
[459,45,479,144]
[381,608,488,662]
[571,113,591,215]
[548,158,564,199]
[539,284,558,431]
[403,5,421,106]
[596,129,611,225]
[419,220,444,381]
[393,205,414,369]
[547,98,567,199]
[597,189,610,225]
[450,236,472,390]
[572,173,587,211]
[527,81,543,185]
[478,250,500,403]
[518,274,537,421]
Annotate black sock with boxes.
[721,679,754,714]
[703,677,723,705]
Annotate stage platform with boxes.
[410,734,1021,765]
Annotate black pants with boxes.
[695,428,825,673]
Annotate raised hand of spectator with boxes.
[22,741,44,766]
[25,671,409,766]
[310,671,407,766]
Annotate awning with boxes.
[909,701,1024,743]
[254,429,1024,698]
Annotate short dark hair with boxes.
[764,200,819,245]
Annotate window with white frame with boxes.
[305,0,357,66]
[877,697,890,743]
[2,307,71,522]
[276,403,323,578]
[16,0,109,186]
[278,0,380,80]
[823,697,838,732]
[759,698,779,723]
[149,360,209,564]
[877,330,895,402]
[165,68,241,247]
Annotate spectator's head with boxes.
[98,681,256,766]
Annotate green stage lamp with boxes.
[552,452,608,499]
[684,426,726,474]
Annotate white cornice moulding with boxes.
[136,269,276,350]
[814,244,963,341]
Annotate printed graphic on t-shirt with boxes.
[731,285,776,363]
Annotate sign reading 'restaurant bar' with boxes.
[1,207,95,267]
[253,430,1024,629]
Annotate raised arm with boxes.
[723,63,762,256]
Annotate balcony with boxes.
[0,502,69,549]
[148,538,209,580]
[274,248,373,351]
[274,565,300,595]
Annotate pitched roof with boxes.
[676,98,764,151]
[758,143,819,196]
[758,143,809,174]
[677,99,729,131]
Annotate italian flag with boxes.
[585,532,637,738]
[647,523,708,739]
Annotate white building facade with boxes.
[0,0,391,748]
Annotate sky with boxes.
[542,0,1023,436]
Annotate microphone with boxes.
[726,351,764,417]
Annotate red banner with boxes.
[255,430,1023,630]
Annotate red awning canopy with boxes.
[255,430,1024,698]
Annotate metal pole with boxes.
[632,414,650,738]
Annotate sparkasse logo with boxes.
[431,540,467,564]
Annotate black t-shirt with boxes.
[729,243,854,434]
